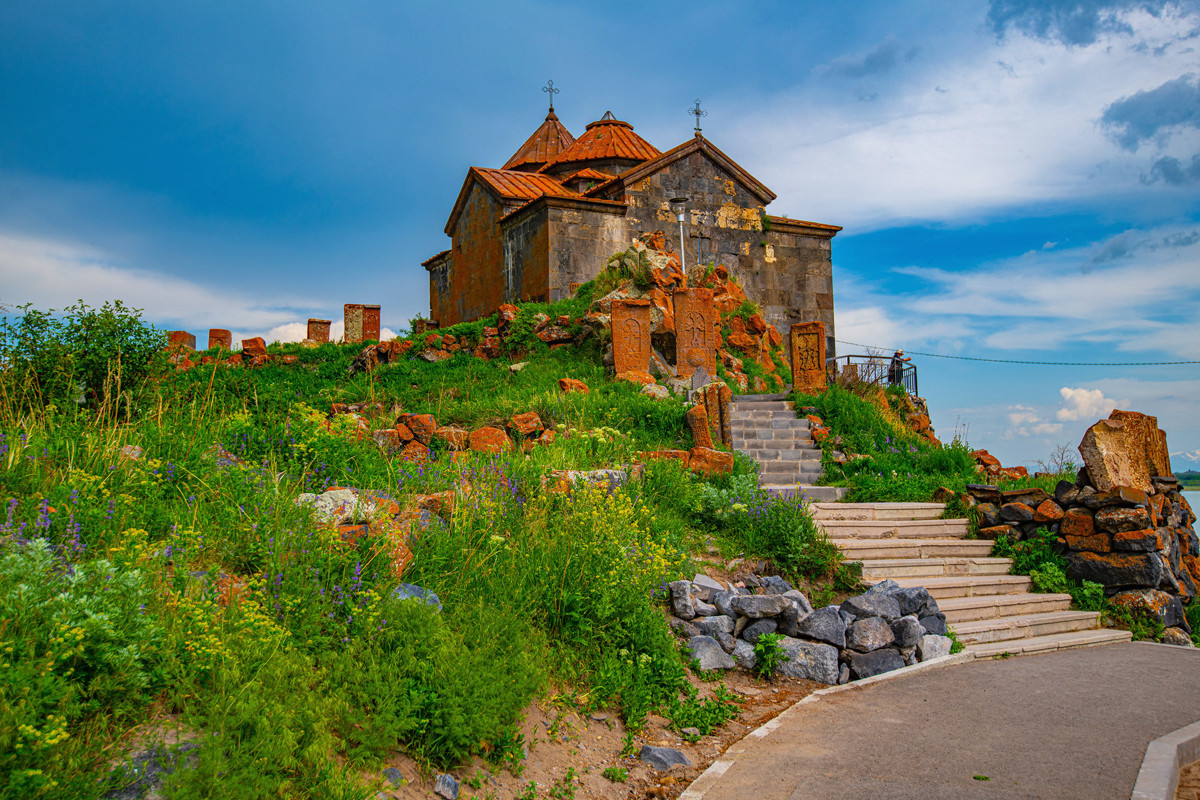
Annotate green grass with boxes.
[0,299,847,797]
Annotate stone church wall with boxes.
[437,186,508,326]
[546,206,628,301]
[501,208,550,304]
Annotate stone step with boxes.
[763,484,848,502]
[938,592,1074,623]
[859,557,1014,580]
[737,439,820,453]
[879,575,1034,599]
[952,610,1104,644]
[757,464,824,479]
[732,429,814,442]
[811,502,946,521]
[745,452,822,465]
[731,410,799,420]
[731,417,811,430]
[966,628,1133,659]
[736,392,791,402]
[818,519,970,539]
[833,538,995,560]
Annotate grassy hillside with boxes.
[0,301,848,799]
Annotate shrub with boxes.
[752,633,788,679]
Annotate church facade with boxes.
[423,103,840,355]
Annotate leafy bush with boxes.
[752,633,788,679]
[0,301,166,416]
[665,684,739,736]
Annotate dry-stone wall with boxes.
[668,574,952,685]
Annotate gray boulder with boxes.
[670,581,696,620]
[890,615,923,648]
[865,579,901,596]
[640,745,692,771]
[694,615,734,638]
[848,648,905,680]
[394,583,442,611]
[783,589,814,616]
[841,592,901,622]
[731,594,791,619]
[732,639,758,670]
[687,636,736,670]
[741,618,779,644]
[894,587,937,618]
[919,612,947,636]
[793,605,847,648]
[902,647,918,667]
[847,617,896,652]
[669,617,699,639]
[383,767,404,787]
[776,637,839,684]
[693,599,720,617]
[712,590,738,619]
[917,634,952,661]
[434,774,459,800]
[760,575,794,595]
[716,631,737,654]
[839,608,856,627]
[838,663,850,685]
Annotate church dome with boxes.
[502,109,577,172]
[538,112,661,176]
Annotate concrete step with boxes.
[953,610,1104,645]
[833,538,995,560]
[733,430,815,443]
[967,628,1133,658]
[811,502,945,521]
[880,575,1034,599]
[731,410,799,420]
[819,519,970,539]
[762,484,848,502]
[859,557,1013,580]
[938,592,1074,623]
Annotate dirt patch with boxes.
[368,668,819,800]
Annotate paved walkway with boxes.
[686,643,1200,800]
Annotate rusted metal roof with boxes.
[561,167,613,183]
[540,114,661,171]
[421,249,451,269]
[472,167,579,201]
[502,109,576,172]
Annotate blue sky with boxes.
[2,0,1198,470]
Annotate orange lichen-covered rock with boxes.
[640,449,691,467]
[1061,508,1096,539]
[558,378,589,394]
[536,429,556,446]
[767,325,783,347]
[1078,409,1172,494]
[469,426,512,453]
[689,447,734,475]
[726,317,756,351]
[241,337,267,357]
[746,313,767,335]
[400,440,429,463]
[616,371,656,386]
[510,411,544,437]
[393,422,415,443]
[433,426,469,451]
[397,413,437,445]
[1034,500,1065,523]
[414,490,456,519]
[686,405,714,450]
[1111,528,1163,552]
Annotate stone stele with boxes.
[1078,410,1173,494]
[207,329,232,350]
[363,304,381,342]
[307,318,332,343]
[344,303,365,344]
[673,287,717,380]
[611,299,652,375]
[790,320,826,394]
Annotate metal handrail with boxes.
[826,355,918,397]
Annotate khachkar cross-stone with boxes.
[543,80,559,111]
[790,320,827,395]
[690,99,707,132]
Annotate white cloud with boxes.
[1007,405,1040,426]
[1056,386,1121,421]
[1172,449,1200,463]
[723,6,1200,229]
[261,320,397,345]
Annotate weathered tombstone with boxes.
[166,331,195,351]
[307,319,331,343]
[673,288,717,380]
[699,382,734,448]
[207,329,231,350]
[844,362,859,382]
[690,366,711,391]
[414,319,439,335]
[790,321,826,395]
[344,304,365,343]
[363,304,381,341]
[611,299,652,376]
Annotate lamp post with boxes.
[670,197,688,271]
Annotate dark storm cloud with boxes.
[1144,153,1200,184]
[1101,73,1200,150]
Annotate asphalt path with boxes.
[687,642,1200,800]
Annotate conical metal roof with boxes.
[502,109,577,172]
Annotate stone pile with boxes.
[668,574,953,685]
[968,410,1196,646]
[971,449,1029,481]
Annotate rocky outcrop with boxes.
[669,575,952,684]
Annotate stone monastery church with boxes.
[423,96,840,355]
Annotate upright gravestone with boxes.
[699,381,734,448]
[344,304,365,343]
[207,329,231,350]
[790,321,826,395]
[673,288,717,380]
[414,319,439,335]
[611,299,652,376]
[307,319,331,343]
[166,331,195,351]
[363,305,381,341]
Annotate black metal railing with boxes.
[827,355,918,397]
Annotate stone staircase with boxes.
[812,502,1133,658]
[731,393,846,503]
